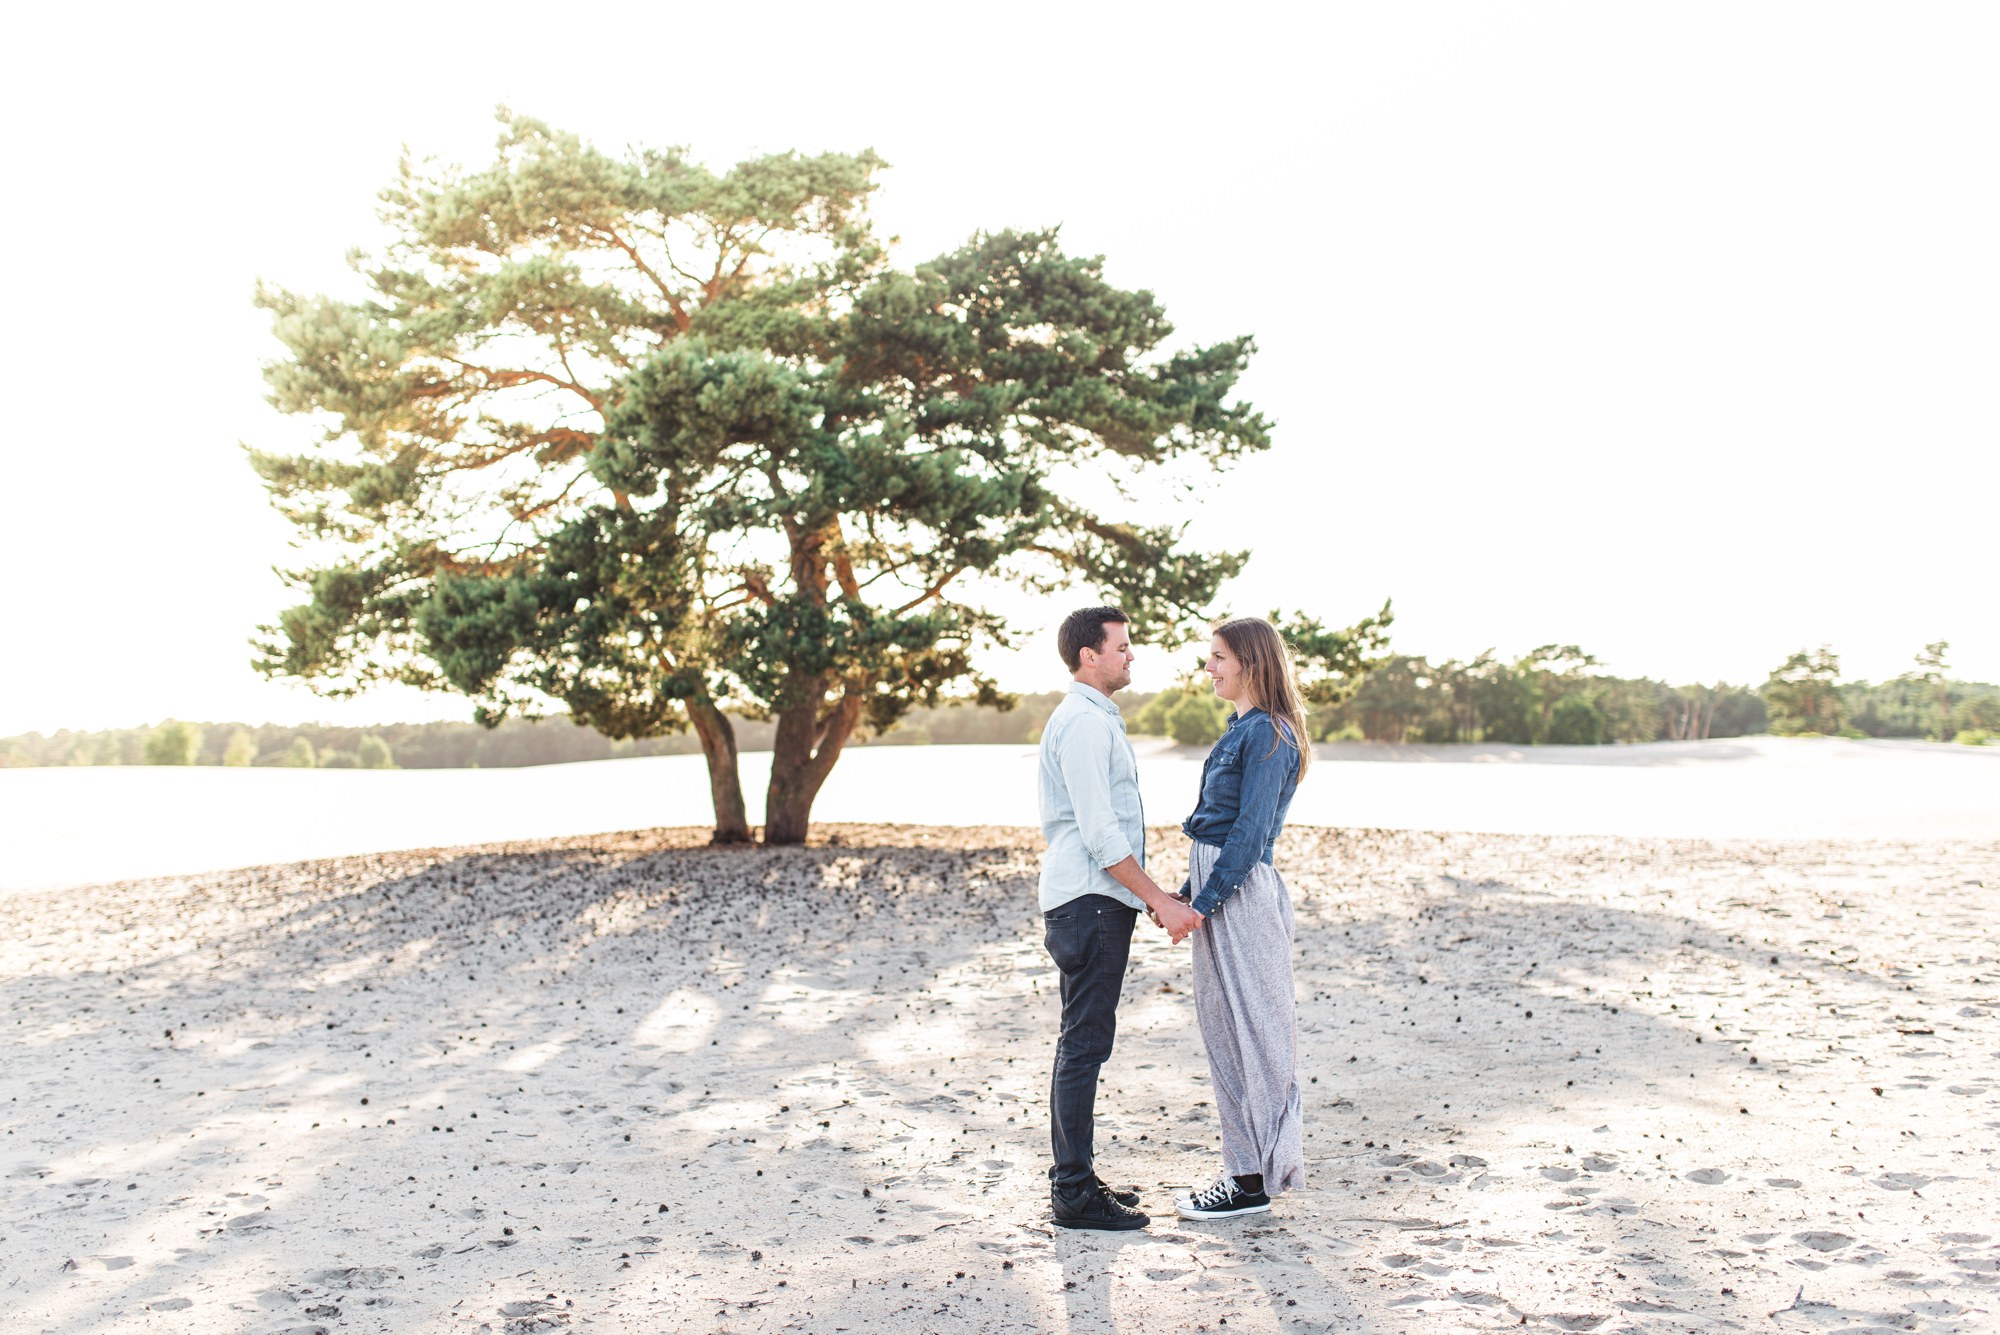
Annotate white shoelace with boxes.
[1188,1176,1239,1210]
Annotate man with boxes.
[1038,606,1205,1231]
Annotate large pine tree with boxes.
[252,112,1274,842]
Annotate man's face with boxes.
[1081,621,1135,694]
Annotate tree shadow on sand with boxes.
[3,825,1994,1331]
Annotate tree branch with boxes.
[893,567,962,616]
[582,222,693,332]
[807,682,867,781]
[446,357,604,415]
[705,225,738,302]
[826,520,864,601]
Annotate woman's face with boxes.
[1205,635,1249,705]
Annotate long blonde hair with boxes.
[1214,616,1312,780]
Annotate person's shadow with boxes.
[1053,1210,1371,1332]
[1054,1225,1158,1331]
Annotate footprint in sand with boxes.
[1794,1231,1853,1251]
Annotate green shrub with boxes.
[1545,695,1605,746]
[1957,729,1994,746]
[1167,692,1228,746]
[143,721,202,766]
[1130,690,1175,736]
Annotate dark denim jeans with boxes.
[1043,893,1138,1190]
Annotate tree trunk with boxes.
[763,685,866,845]
[686,697,753,844]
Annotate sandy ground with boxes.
[4,736,1997,890]
[4,824,1996,1334]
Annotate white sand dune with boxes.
[4,825,1996,1333]
[3,735,1996,891]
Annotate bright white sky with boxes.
[2,3,1994,736]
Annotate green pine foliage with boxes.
[249,111,1273,843]
[1765,647,1846,736]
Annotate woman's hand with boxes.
[1153,896,1205,944]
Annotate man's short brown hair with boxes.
[1058,606,1130,672]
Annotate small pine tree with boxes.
[1766,647,1845,736]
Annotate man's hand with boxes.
[1153,896,1205,945]
[1102,854,1204,943]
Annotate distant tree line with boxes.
[1128,645,1769,746]
[1126,642,1998,747]
[0,694,1078,771]
[1763,642,1998,742]
[5,642,1993,770]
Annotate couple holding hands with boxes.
[1037,606,1310,1229]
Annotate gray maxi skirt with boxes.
[1188,840,1306,1194]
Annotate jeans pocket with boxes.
[1044,914,1091,975]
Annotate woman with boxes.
[1173,615,1310,1220]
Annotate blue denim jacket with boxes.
[1180,707,1300,916]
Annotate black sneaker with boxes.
[1052,1180,1150,1231]
[1174,1175,1271,1220]
[1091,1174,1142,1208]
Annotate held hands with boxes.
[1104,855,1203,944]
[1148,894,1205,945]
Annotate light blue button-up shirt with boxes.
[1037,681,1147,913]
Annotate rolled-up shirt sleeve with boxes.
[1191,720,1293,915]
[1057,718,1135,870]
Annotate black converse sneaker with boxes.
[1091,1174,1142,1208]
[1052,1179,1151,1231]
[1174,1175,1271,1220]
